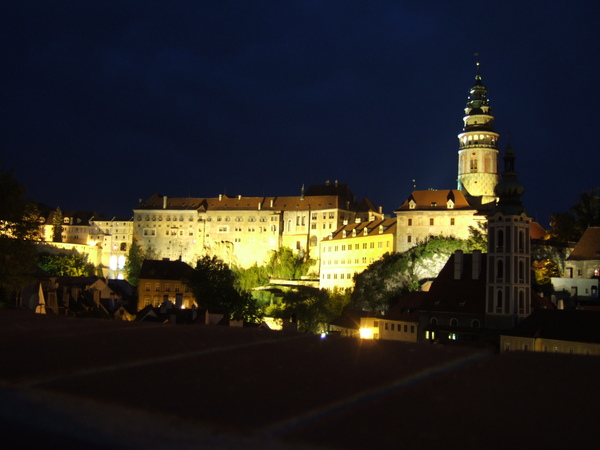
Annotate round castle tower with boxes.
[457,63,499,208]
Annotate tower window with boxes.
[470,158,478,172]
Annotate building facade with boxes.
[394,189,483,253]
[319,218,396,290]
[137,259,196,311]
[133,182,382,270]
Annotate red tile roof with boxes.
[323,218,396,241]
[395,189,474,211]
[567,227,600,261]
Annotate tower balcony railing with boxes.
[459,143,497,150]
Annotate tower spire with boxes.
[456,65,499,209]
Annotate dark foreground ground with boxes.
[1,310,599,449]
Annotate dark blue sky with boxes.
[2,1,599,227]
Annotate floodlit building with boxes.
[319,218,396,290]
[137,259,196,311]
[500,309,600,355]
[133,182,382,269]
[88,216,134,279]
[395,189,483,253]
[551,226,600,302]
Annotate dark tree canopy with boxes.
[38,251,95,277]
[352,236,473,312]
[185,255,262,322]
[548,188,600,242]
[0,164,42,306]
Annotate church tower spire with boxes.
[485,143,532,330]
[457,63,499,208]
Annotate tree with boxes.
[547,188,600,242]
[466,223,488,252]
[52,207,63,242]
[267,286,330,333]
[123,238,144,287]
[184,255,262,322]
[233,263,270,292]
[0,164,41,306]
[266,247,315,279]
[38,250,95,277]
[531,241,569,288]
[352,236,470,312]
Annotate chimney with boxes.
[258,201,261,210]
[472,250,482,279]
[219,194,222,201]
[335,179,338,187]
[270,198,274,208]
[163,196,168,209]
[454,250,464,280]
[379,206,383,214]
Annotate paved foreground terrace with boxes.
[1,310,598,449]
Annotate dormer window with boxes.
[431,202,437,207]
[447,199,454,209]
[409,200,416,210]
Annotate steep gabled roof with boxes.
[530,221,546,240]
[323,218,396,242]
[139,259,194,281]
[567,227,600,261]
[385,292,427,322]
[395,189,474,212]
[423,252,487,315]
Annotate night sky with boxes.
[2,1,599,228]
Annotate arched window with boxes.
[471,319,481,328]
[518,260,525,282]
[497,229,504,249]
[497,260,504,280]
[518,290,525,315]
[518,230,525,251]
[450,318,458,327]
[496,290,503,314]
[430,317,438,325]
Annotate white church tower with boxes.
[485,143,532,330]
[457,63,499,209]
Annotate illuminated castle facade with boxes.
[456,64,499,208]
[133,182,383,270]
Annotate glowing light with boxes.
[117,255,126,270]
[109,255,117,271]
[359,328,374,339]
[320,332,327,339]
[88,240,97,247]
